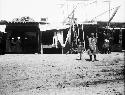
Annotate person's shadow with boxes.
[85,59,91,61]
[76,58,81,60]
[85,59,99,61]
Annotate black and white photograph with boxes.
[0,0,125,95]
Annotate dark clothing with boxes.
[57,41,62,48]
[77,44,84,53]
[88,37,97,55]
[0,35,6,54]
[15,39,22,53]
[103,39,110,54]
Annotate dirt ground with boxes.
[0,52,124,95]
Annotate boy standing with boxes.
[77,41,84,60]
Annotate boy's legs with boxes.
[80,52,82,60]
[89,49,93,61]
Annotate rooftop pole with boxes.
[104,0,111,27]
[108,0,110,27]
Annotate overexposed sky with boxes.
[0,0,125,23]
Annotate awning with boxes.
[39,23,70,31]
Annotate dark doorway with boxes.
[122,29,125,50]
[5,22,41,54]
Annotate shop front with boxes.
[5,21,41,54]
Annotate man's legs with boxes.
[90,55,92,61]
[94,55,96,60]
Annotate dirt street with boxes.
[0,52,124,95]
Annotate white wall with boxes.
[0,25,6,32]
[53,30,63,48]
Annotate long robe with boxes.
[88,37,97,55]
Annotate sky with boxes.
[0,0,125,23]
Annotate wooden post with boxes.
[83,25,86,51]
[69,25,72,44]
[119,29,122,46]
[38,29,41,54]
[62,30,64,54]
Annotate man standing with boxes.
[15,37,22,53]
[88,33,98,61]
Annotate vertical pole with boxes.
[40,28,43,54]
[119,29,122,45]
[38,27,42,54]
[108,0,110,27]
[62,30,64,54]
[78,26,79,38]
[104,0,111,27]
[82,24,85,51]
[96,25,98,53]
[75,26,77,46]
[38,29,40,54]
[69,25,72,44]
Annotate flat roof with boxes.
[0,21,48,25]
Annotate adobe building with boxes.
[40,27,69,54]
[0,18,125,54]
[1,17,45,54]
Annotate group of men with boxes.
[76,33,97,61]
[77,32,110,61]
[6,37,22,53]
